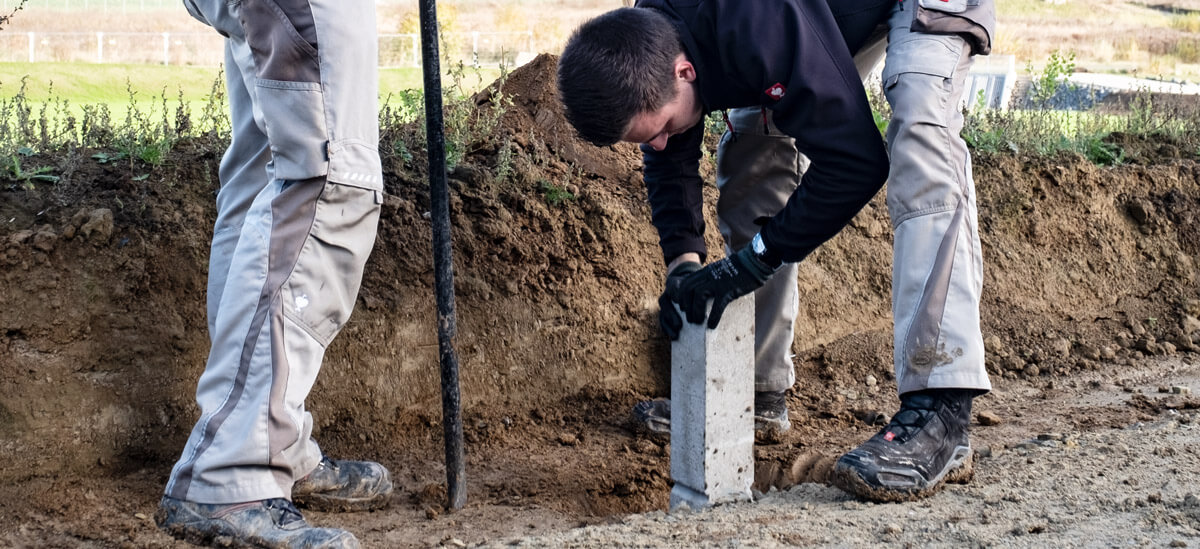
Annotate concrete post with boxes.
[669,296,755,510]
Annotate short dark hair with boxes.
[557,8,682,146]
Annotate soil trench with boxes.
[1,54,1199,546]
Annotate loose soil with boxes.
[2,54,1199,547]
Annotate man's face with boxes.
[621,55,703,151]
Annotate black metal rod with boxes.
[417,0,466,511]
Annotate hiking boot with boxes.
[831,389,976,503]
[155,496,359,549]
[630,390,792,442]
[292,457,393,512]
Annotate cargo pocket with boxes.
[241,0,320,82]
[911,0,994,56]
[882,34,964,130]
[282,179,382,346]
[257,80,330,181]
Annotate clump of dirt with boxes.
[1,54,1199,546]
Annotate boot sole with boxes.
[830,447,975,503]
[293,488,392,513]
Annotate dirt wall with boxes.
[1,55,1198,489]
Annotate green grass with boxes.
[0,62,224,102]
[0,62,501,104]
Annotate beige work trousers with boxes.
[721,1,991,395]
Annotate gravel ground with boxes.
[486,359,1200,548]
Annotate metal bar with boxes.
[418,0,466,511]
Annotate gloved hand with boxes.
[658,260,702,340]
[675,244,778,330]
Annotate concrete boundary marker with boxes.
[668,297,755,510]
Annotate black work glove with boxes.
[658,261,702,340]
[675,245,778,330]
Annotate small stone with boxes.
[556,433,578,446]
[9,230,33,246]
[977,411,1003,426]
[1077,343,1101,361]
[445,537,467,547]
[32,227,57,252]
[984,335,1004,353]
[1183,315,1200,335]
[79,208,114,243]
[1023,364,1041,377]
[883,523,903,535]
[1171,386,1191,395]
[865,375,877,387]
[976,445,993,458]
[425,506,440,520]
[1037,433,1064,441]
[134,512,148,521]
[1051,338,1071,357]
[1169,541,1187,548]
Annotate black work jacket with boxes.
[637,0,893,265]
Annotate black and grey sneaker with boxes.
[156,496,359,549]
[631,390,792,442]
[292,457,393,512]
[831,389,976,503]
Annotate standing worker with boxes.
[557,0,994,502]
[155,0,393,546]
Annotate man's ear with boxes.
[675,56,696,82]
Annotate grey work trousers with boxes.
[721,2,991,395]
[164,0,383,504]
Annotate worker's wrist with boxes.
[667,252,703,276]
[750,233,784,270]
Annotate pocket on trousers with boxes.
[283,181,381,346]
[240,0,320,82]
[882,36,965,130]
[257,80,330,181]
[911,0,994,55]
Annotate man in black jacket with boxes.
[558,0,994,502]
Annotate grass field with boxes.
[0,62,501,105]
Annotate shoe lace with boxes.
[263,498,305,527]
[882,393,941,443]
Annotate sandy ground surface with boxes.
[496,357,1200,548]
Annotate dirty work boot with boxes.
[631,390,792,441]
[156,496,359,549]
[831,389,976,503]
[292,457,393,512]
[753,390,792,443]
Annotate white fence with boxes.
[0,30,535,67]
